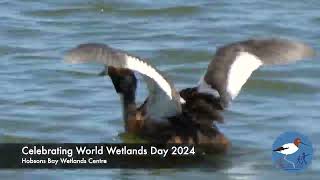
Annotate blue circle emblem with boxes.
[272,131,313,172]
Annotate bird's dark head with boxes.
[294,137,309,147]
[294,138,302,146]
[108,67,137,100]
[293,138,301,146]
[179,87,224,123]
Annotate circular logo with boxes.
[272,131,313,172]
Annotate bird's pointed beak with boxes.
[301,142,309,146]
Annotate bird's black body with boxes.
[108,67,230,152]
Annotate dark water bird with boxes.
[65,38,315,153]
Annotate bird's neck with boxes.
[119,93,138,132]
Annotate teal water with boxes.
[0,0,319,179]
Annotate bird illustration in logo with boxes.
[273,138,308,168]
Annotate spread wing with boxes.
[198,38,316,108]
[65,43,183,119]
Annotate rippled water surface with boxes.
[0,0,319,179]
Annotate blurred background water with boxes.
[0,0,319,179]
